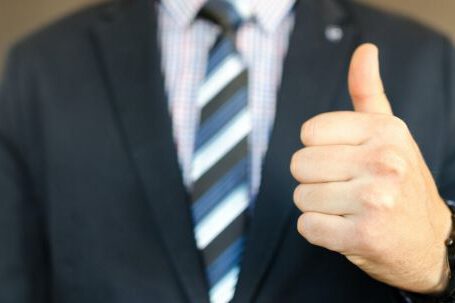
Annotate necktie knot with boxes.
[199,0,245,33]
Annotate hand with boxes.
[290,44,452,294]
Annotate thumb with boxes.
[348,43,392,115]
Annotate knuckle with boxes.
[294,186,318,212]
[354,222,379,254]
[301,119,317,146]
[290,152,301,178]
[297,214,317,244]
[290,149,307,180]
[293,185,303,206]
[296,214,306,237]
[370,146,407,178]
[382,116,410,139]
[359,183,395,212]
[390,116,409,132]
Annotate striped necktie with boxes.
[191,1,250,302]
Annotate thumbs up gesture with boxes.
[290,44,452,293]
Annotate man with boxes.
[0,0,454,302]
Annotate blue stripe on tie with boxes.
[207,236,245,287]
[195,87,248,150]
[192,158,248,223]
[206,37,235,77]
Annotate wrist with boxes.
[425,255,450,295]
[424,197,452,294]
[412,197,452,295]
[415,199,455,300]
[403,199,455,302]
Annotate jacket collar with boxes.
[93,1,210,301]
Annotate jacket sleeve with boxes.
[415,38,455,303]
[438,39,455,203]
[0,45,50,303]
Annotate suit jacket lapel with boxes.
[233,1,358,301]
[92,1,209,302]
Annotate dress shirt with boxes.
[158,0,295,196]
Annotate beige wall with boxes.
[0,0,103,73]
[358,0,455,41]
[0,0,454,73]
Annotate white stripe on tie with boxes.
[197,55,244,108]
[191,109,251,182]
[209,266,240,303]
[194,184,249,250]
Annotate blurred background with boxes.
[0,0,454,74]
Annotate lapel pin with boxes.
[325,25,343,42]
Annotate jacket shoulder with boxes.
[346,1,449,47]
[5,1,118,66]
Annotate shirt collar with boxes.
[161,0,296,33]
[160,0,206,28]
[251,0,296,33]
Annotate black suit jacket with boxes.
[0,0,454,302]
